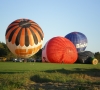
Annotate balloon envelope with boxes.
[5,18,44,58]
[65,32,88,52]
[42,36,78,63]
[76,51,94,63]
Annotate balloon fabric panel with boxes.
[77,51,95,64]
[11,27,21,44]
[31,23,44,37]
[31,25,44,40]
[30,27,41,43]
[65,32,87,52]
[42,41,50,62]
[26,28,34,46]
[46,37,78,63]
[29,27,38,45]
[6,25,19,40]
[5,19,44,47]
[20,28,25,46]
[5,23,19,35]
[5,19,44,58]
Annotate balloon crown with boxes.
[19,19,31,28]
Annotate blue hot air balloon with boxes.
[65,32,88,52]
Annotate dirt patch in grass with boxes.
[24,82,100,90]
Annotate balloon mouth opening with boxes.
[19,20,31,28]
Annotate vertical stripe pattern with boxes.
[5,19,44,47]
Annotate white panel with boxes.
[42,41,50,62]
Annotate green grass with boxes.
[0,62,100,72]
[0,62,100,90]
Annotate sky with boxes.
[0,0,100,53]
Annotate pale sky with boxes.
[0,0,100,53]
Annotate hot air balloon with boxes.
[76,51,98,65]
[42,36,78,64]
[5,18,44,58]
[65,32,88,52]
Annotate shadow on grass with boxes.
[30,68,100,90]
[30,75,53,83]
[30,68,100,83]
[45,68,100,77]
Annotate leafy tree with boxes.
[0,42,8,57]
[31,49,42,59]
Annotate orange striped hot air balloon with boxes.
[42,36,78,64]
[5,18,44,58]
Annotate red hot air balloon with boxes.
[42,36,78,64]
[5,18,44,58]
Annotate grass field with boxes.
[0,62,100,90]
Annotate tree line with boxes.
[0,42,42,61]
[0,42,100,62]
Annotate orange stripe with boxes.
[15,49,26,53]
[15,49,31,55]
[11,27,21,44]
[20,28,25,46]
[7,19,22,29]
[30,27,41,43]
[15,49,27,55]
[6,25,19,39]
[28,20,44,38]
[26,28,34,46]
[15,45,42,56]
[7,23,19,29]
[27,49,33,54]
[31,24,44,37]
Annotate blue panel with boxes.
[65,32,88,52]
